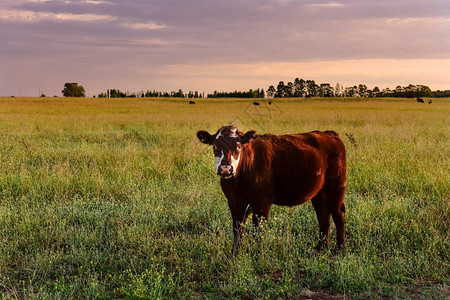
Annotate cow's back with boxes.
[243,131,346,206]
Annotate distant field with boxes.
[0,97,448,299]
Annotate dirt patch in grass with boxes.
[287,289,345,300]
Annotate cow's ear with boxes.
[197,130,214,145]
[240,130,257,144]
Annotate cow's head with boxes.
[197,125,257,179]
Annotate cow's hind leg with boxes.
[250,199,271,256]
[328,186,346,249]
[251,200,271,229]
[311,190,330,250]
[231,207,252,255]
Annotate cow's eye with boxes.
[236,143,242,150]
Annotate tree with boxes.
[306,80,319,97]
[62,83,85,97]
[372,86,380,97]
[276,81,285,98]
[335,83,344,97]
[358,84,368,97]
[110,89,126,98]
[293,78,306,97]
[174,89,185,98]
[418,85,433,98]
[259,88,265,98]
[267,85,276,98]
[320,83,334,97]
[285,82,294,97]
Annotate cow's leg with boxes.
[251,200,271,256]
[231,207,252,255]
[329,186,346,249]
[311,190,330,250]
[251,201,271,228]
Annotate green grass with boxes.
[0,97,448,299]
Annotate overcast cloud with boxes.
[1,0,449,96]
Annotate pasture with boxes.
[0,97,448,299]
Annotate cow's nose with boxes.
[219,165,233,177]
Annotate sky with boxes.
[0,0,449,97]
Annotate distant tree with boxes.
[285,82,294,97]
[418,85,433,98]
[267,85,276,98]
[358,84,368,97]
[276,81,285,98]
[350,86,359,97]
[110,89,126,98]
[293,78,302,97]
[372,86,380,97]
[433,90,450,97]
[306,80,319,97]
[335,83,344,97]
[298,78,307,97]
[174,89,185,97]
[320,83,334,97]
[62,83,85,97]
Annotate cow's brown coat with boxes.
[197,126,347,253]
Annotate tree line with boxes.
[61,82,450,99]
[266,78,436,98]
[97,89,205,99]
[207,88,265,98]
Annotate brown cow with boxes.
[417,98,425,103]
[197,125,346,253]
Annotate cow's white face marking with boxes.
[229,127,238,138]
[211,126,248,178]
[215,150,224,173]
[217,127,238,139]
[230,152,241,173]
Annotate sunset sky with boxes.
[1,0,449,97]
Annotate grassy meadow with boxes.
[0,97,448,299]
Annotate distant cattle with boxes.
[417,98,425,103]
[268,101,272,105]
[197,125,347,254]
[253,101,260,106]
[428,100,432,104]
[189,101,196,104]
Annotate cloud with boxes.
[306,2,345,8]
[0,0,449,96]
[385,16,450,25]
[121,22,167,30]
[0,8,115,22]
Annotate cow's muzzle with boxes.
[218,165,234,178]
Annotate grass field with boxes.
[0,97,448,299]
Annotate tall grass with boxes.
[0,97,448,299]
